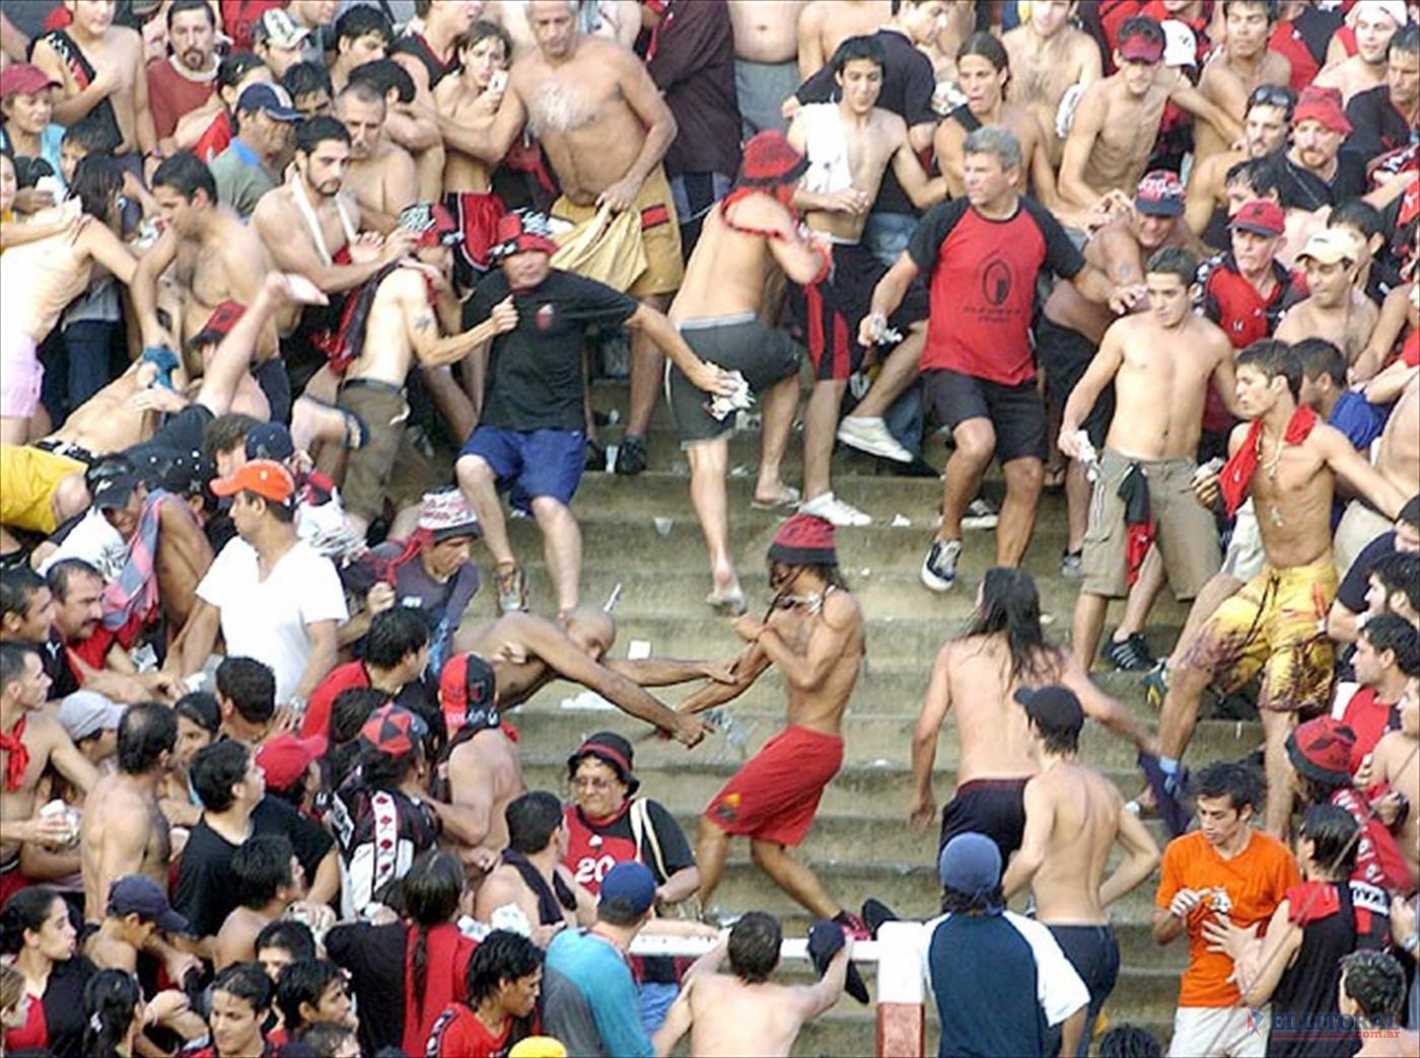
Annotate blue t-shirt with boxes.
[1328,389,1389,453]
[545,929,653,1058]
[0,123,68,194]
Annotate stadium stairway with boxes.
[392,379,1262,1055]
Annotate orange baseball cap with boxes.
[210,459,295,506]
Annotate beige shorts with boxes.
[1080,450,1221,599]
[551,165,683,299]
[337,379,408,523]
[1168,1005,1269,1058]
[1222,499,1265,581]
[1334,499,1391,576]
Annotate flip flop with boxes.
[749,485,800,511]
[706,588,746,616]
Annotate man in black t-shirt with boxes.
[1327,495,1420,647]
[456,212,735,620]
[1344,23,1419,160]
[175,739,338,939]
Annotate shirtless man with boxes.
[678,516,866,923]
[999,686,1160,1055]
[796,0,891,80]
[473,789,591,942]
[0,160,137,444]
[452,607,708,746]
[435,652,521,863]
[327,4,392,94]
[1313,0,1404,104]
[1371,674,1419,883]
[668,132,830,611]
[1062,248,1237,670]
[728,0,806,138]
[489,0,641,58]
[934,33,1057,206]
[1183,84,1294,241]
[1194,0,1291,165]
[31,0,156,170]
[336,80,416,235]
[1158,339,1409,836]
[338,202,512,539]
[910,567,1152,862]
[1002,0,1102,167]
[787,35,944,526]
[434,21,512,290]
[467,0,688,474]
[79,702,174,922]
[653,913,850,1058]
[132,152,277,375]
[1277,229,1379,367]
[1059,16,1242,213]
[1336,371,1420,574]
[0,641,97,907]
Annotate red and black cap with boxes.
[397,202,461,249]
[438,652,499,738]
[736,131,808,189]
[567,731,639,794]
[490,210,559,260]
[1285,717,1356,788]
[358,703,428,759]
[767,513,837,567]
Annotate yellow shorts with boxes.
[1183,553,1338,713]
[552,165,683,298]
[0,444,85,535]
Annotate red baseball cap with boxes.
[1293,85,1352,135]
[255,733,327,793]
[1229,199,1286,237]
[490,211,559,259]
[0,64,60,99]
[210,459,296,506]
[1118,29,1165,64]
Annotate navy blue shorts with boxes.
[459,426,585,513]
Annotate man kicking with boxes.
[1061,247,1237,671]
[910,567,1152,863]
[1159,340,1408,836]
[1000,686,1160,1055]
[678,515,866,929]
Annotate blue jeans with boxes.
[862,212,920,269]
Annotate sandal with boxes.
[705,587,746,616]
[749,485,800,511]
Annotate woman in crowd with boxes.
[0,886,94,1058]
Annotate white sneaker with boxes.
[836,416,912,463]
[800,492,872,527]
[920,537,962,592]
[961,498,999,530]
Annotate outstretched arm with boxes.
[1060,655,1154,752]
[604,656,734,687]
[677,643,774,715]
[1322,425,1407,518]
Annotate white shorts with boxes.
[1168,1005,1270,1058]
[0,326,42,420]
[1222,500,1265,582]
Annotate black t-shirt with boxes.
[1277,152,1369,211]
[325,920,408,1055]
[795,28,938,216]
[1336,531,1396,613]
[465,270,638,432]
[37,631,81,699]
[174,796,335,938]
[1345,86,1416,160]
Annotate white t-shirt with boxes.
[197,537,348,702]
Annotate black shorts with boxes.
[923,369,1047,463]
[788,242,928,381]
[939,777,1029,863]
[669,315,801,444]
[1047,925,1120,1058]
[148,404,215,458]
[1037,317,1113,448]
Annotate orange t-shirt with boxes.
[1155,829,1301,1008]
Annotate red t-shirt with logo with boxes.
[908,196,1084,386]
[426,1003,515,1058]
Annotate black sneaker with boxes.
[1104,633,1155,672]
[584,438,606,472]
[614,434,647,475]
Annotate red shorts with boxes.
[444,189,506,276]
[704,725,843,846]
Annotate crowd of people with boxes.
[0,0,1418,1056]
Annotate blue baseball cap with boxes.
[599,861,656,916]
[244,422,295,462]
[938,832,1003,913]
[236,82,302,123]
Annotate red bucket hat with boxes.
[490,210,559,259]
[1286,717,1357,788]
[737,131,808,189]
[1293,85,1352,136]
[767,513,837,567]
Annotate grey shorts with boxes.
[666,314,801,446]
[735,58,800,138]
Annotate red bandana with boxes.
[0,716,29,792]
[1218,405,1318,517]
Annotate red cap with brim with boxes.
[0,64,61,99]
[256,733,328,792]
[210,459,295,505]
[1118,33,1165,64]
[1229,199,1286,237]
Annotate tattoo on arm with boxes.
[414,313,435,333]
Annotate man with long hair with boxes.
[910,566,1151,863]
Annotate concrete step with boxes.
[511,704,1259,770]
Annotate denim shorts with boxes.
[460,426,585,513]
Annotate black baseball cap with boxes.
[108,875,192,935]
[1014,685,1085,736]
[92,473,140,511]
[244,422,295,462]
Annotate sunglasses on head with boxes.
[1248,85,1295,113]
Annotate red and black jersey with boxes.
[1271,5,1344,92]
[908,197,1084,385]
[425,1001,539,1058]
[562,799,694,896]
[1199,251,1293,349]
[390,33,458,89]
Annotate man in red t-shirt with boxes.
[864,124,1131,591]
[1341,615,1419,771]
[147,0,217,151]
[427,930,543,1058]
